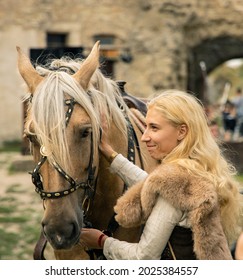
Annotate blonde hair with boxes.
[25,57,129,172]
[148,89,242,244]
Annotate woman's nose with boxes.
[141,130,150,142]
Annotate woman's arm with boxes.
[103,196,183,260]
[109,154,148,186]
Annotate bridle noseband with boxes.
[30,154,95,200]
[30,97,96,200]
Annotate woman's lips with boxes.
[146,145,156,151]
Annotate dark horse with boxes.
[17,41,157,259]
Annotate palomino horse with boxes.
[17,41,157,259]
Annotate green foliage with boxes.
[236,174,243,183]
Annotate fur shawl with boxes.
[114,163,232,260]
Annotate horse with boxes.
[17,41,158,259]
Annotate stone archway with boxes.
[187,36,243,103]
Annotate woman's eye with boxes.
[151,126,158,131]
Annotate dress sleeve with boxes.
[109,154,148,186]
[103,196,183,260]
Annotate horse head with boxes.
[17,41,156,258]
[17,42,103,250]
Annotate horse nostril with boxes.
[42,221,80,249]
[69,222,79,240]
[53,223,79,248]
[41,221,47,235]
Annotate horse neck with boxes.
[87,122,127,228]
[99,121,128,190]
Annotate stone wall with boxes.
[1,0,243,144]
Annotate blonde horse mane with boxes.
[25,57,130,171]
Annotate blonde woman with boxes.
[81,90,242,260]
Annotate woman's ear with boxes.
[178,124,188,141]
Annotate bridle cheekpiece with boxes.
[29,96,96,200]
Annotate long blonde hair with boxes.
[25,57,129,172]
[148,89,242,244]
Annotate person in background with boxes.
[209,120,221,139]
[222,100,237,142]
[80,90,242,260]
[232,88,243,141]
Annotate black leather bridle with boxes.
[30,97,96,200]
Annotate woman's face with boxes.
[141,108,186,160]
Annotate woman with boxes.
[81,90,242,260]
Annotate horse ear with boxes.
[73,41,100,90]
[16,46,43,93]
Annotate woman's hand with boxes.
[99,115,117,162]
[80,228,108,249]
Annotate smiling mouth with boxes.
[146,146,156,152]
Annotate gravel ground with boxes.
[0,152,53,260]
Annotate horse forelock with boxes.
[27,71,95,171]
[46,57,129,131]
[26,59,129,172]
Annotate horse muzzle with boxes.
[42,219,81,250]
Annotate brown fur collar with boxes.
[114,163,232,260]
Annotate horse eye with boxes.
[25,133,38,145]
[80,127,91,138]
[25,134,33,142]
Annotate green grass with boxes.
[0,228,19,259]
[0,216,29,223]
[0,205,15,214]
[6,184,25,194]
[0,140,21,153]
[0,184,42,260]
